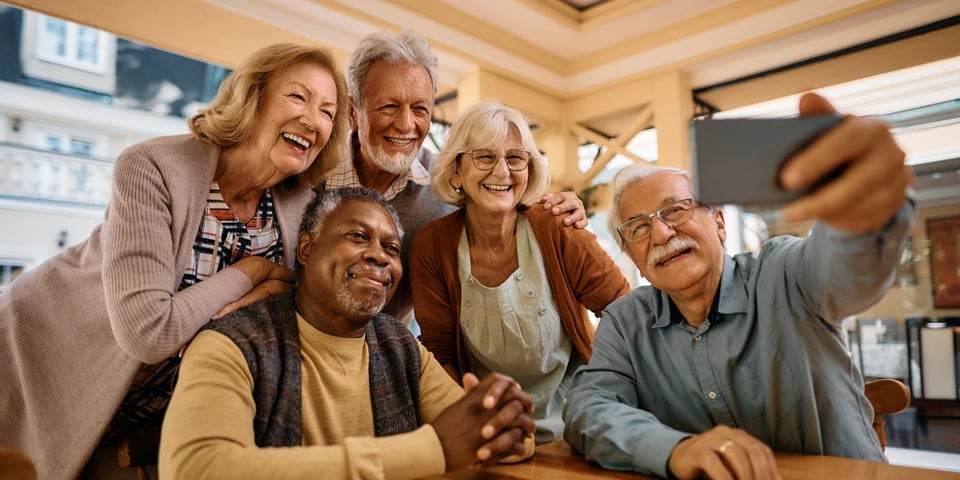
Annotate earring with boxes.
[454,186,463,195]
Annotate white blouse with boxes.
[457,216,581,444]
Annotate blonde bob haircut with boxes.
[431,101,549,207]
[189,43,350,187]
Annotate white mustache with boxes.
[648,236,700,268]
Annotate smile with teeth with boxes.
[483,184,512,192]
[384,136,416,147]
[282,132,312,150]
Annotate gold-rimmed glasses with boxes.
[616,198,697,243]
[464,149,531,171]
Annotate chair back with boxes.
[117,427,161,480]
[864,378,911,450]
[0,447,37,480]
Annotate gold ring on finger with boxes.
[718,440,735,455]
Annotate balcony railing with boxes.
[0,142,113,207]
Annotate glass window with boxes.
[0,263,26,291]
[41,17,67,57]
[76,26,100,64]
[43,134,63,152]
[35,129,100,157]
[69,138,95,156]
[34,14,107,72]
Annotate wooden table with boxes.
[426,441,960,479]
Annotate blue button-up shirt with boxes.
[563,201,914,477]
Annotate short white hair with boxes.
[607,163,692,250]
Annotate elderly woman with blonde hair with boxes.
[411,101,630,444]
[0,43,349,479]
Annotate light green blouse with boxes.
[457,216,581,444]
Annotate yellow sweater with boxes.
[159,314,464,479]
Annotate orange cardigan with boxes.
[410,206,631,379]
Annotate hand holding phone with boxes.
[690,115,843,208]
[691,92,911,234]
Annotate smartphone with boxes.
[690,115,844,207]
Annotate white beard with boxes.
[368,143,417,175]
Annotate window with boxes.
[0,263,26,293]
[37,131,98,156]
[34,14,109,73]
[69,138,95,156]
[42,134,63,152]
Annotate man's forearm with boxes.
[564,382,690,477]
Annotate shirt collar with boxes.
[326,139,432,201]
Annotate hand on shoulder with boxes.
[539,191,589,229]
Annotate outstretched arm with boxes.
[781,93,912,233]
[774,93,915,324]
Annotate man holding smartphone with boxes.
[563,93,913,479]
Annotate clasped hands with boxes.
[431,372,536,471]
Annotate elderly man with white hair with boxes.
[563,93,914,479]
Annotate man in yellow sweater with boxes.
[159,187,535,479]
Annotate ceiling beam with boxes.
[697,23,960,111]
[384,0,566,72]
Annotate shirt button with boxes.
[516,272,524,281]
[694,335,702,342]
[465,300,472,307]
[538,307,546,315]
[708,391,717,400]
[468,278,475,286]
[526,290,535,298]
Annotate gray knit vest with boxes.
[205,292,421,447]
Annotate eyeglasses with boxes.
[616,198,696,243]
[464,149,531,171]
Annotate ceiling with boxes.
[204,0,960,103]
[12,0,960,128]
[8,0,960,205]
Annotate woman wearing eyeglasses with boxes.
[410,101,630,444]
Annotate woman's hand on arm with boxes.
[213,257,294,319]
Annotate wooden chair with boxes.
[116,427,161,480]
[0,447,37,480]
[864,378,911,450]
